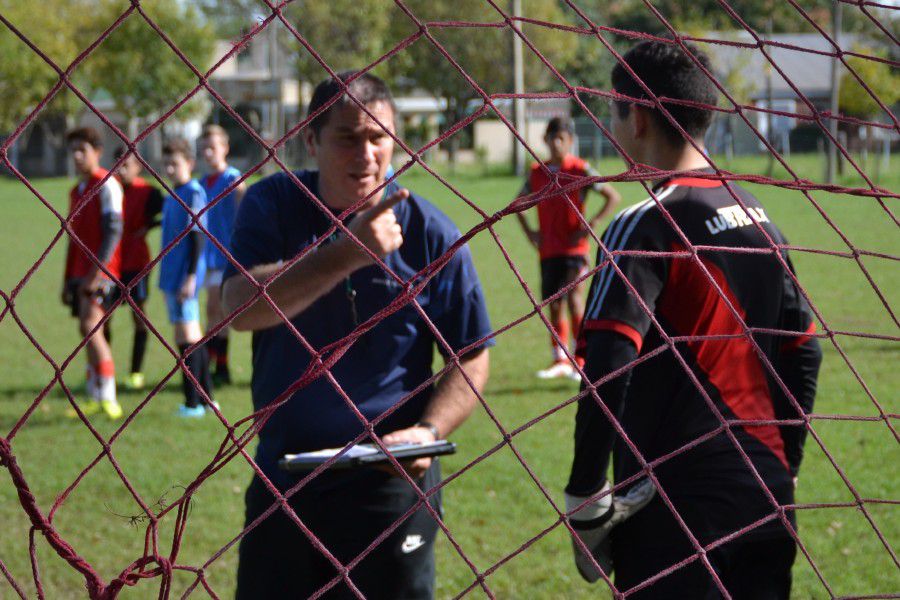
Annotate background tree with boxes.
[838,45,900,170]
[603,0,899,43]
[604,0,823,35]
[159,0,900,171]
[198,0,403,85]
[385,0,577,164]
[84,0,216,133]
[280,0,402,83]
[839,47,900,121]
[556,0,619,122]
[196,0,262,38]
[0,0,93,168]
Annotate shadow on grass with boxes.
[0,378,251,401]
[486,381,577,397]
[0,404,80,430]
[0,384,67,401]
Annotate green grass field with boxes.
[0,154,897,598]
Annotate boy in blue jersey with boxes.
[222,72,492,599]
[160,139,214,417]
[199,124,245,386]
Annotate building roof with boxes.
[703,32,864,101]
[395,95,447,114]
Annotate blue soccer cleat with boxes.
[177,405,206,419]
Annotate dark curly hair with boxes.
[66,127,103,149]
[611,41,718,147]
[307,71,396,138]
[545,116,575,138]
[162,138,194,161]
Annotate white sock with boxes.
[86,365,99,401]
[98,375,117,404]
[552,344,567,363]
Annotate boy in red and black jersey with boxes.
[112,147,163,390]
[61,127,124,419]
[515,117,621,379]
[563,42,822,598]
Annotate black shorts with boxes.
[64,279,115,318]
[540,255,589,301]
[236,462,442,600]
[611,495,797,599]
[108,270,150,307]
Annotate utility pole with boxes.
[267,23,281,173]
[826,0,842,184]
[765,14,774,177]
[270,24,279,135]
[511,0,526,177]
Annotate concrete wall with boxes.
[473,118,551,164]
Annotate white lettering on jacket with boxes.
[705,205,770,235]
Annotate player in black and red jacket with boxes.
[563,41,822,599]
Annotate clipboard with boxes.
[278,440,457,472]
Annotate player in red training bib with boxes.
[61,127,124,420]
[515,116,621,380]
[111,147,163,391]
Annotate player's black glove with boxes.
[564,478,656,582]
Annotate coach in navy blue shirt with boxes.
[223,71,492,599]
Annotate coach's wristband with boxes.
[416,420,441,440]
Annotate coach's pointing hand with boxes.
[340,188,409,269]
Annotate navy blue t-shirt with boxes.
[223,170,493,488]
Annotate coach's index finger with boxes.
[365,188,409,217]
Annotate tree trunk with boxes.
[7,124,34,174]
[7,138,19,173]
[861,124,869,172]
[128,117,140,146]
[837,129,846,177]
[765,15,774,178]
[444,98,460,172]
[65,114,77,177]
[725,116,734,162]
[42,124,56,176]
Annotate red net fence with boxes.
[0,0,897,598]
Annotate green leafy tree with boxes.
[838,44,899,171]
[599,0,898,40]
[839,46,900,119]
[0,1,93,129]
[387,0,577,163]
[554,0,618,120]
[602,0,825,35]
[281,0,404,83]
[0,0,95,170]
[84,0,216,123]
[199,0,406,83]
[195,0,262,38]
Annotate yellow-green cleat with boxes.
[124,372,145,391]
[101,399,124,420]
[66,399,101,418]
